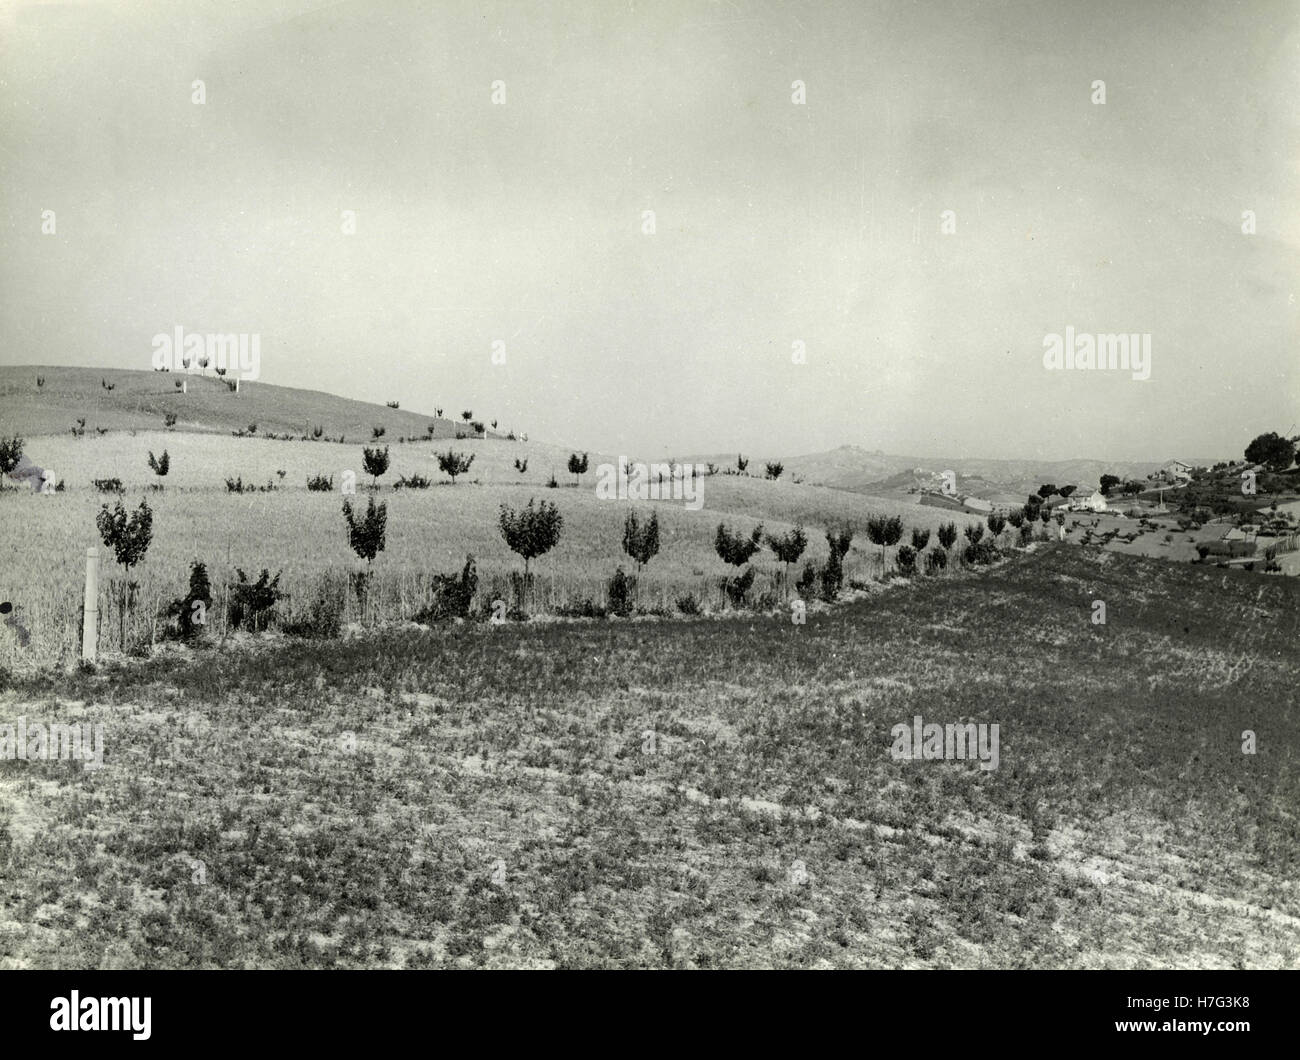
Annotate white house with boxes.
[1070,490,1108,512]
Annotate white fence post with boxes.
[82,547,98,662]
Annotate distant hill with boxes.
[764,445,1228,503]
[0,365,499,442]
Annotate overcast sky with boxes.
[1,0,1296,460]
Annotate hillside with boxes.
[704,445,1224,503]
[0,365,492,442]
[2,545,1296,968]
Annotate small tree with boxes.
[371,425,386,440]
[499,499,563,578]
[461,410,473,422]
[1058,484,1077,499]
[736,454,749,474]
[1244,431,1296,471]
[765,525,807,587]
[986,512,1006,537]
[910,527,931,551]
[715,522,763,566]
[1037,484,1057,499]
[514,457,528,474]
[964,523,985,544]
[95,499,154,648]
[342,495,388,622]
[896,545,917,575]
[437,449,475,484]
[866,514,904,565]
[622,510,661,572]
[567,451,589,487]
[148,449,170,481]
[937,521,958,551]
[821,527,854,599]
[1099,474,1121,497]
[168,560,212,640]
[362,445,390,488]
[765,461,784,481]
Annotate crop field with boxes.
[1,545,1296,969]
[0,431,978,668]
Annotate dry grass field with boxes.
[1,545,1296,969]
[0,429,975,668]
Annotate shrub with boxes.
[764,461,784,480]
[166,560,212,640]
[607,567,636,616]
[736,454,748,473]
[1007,510,1024,529]
[937,521,958,550]
[395,473,432,489]
[911,527,931,551]
[228,569,284,632]
[92,477,124,494]
[283,583,345,640]
[371,426,387,439]
[723,566,756,607]
[164,412,178,428]
[964,523,984,544]
[306,473,333,491]
[963,540,999,566]
[896,544,917,575]
[0,436,24,480]
[418,555,478,622]
[147,449,170,478]
[796,561,819,599]
[926,548,948,574]
[987,513,1006,536]
[675,593,701,615]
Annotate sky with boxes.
[0,0,1296,461]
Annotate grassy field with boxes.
[0,544,1296,969]
[0,430,975,668]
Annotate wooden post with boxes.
[235,376,240,393]
[182,379,187,394]
[82,547,98,662]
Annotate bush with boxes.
[964,523,984,545]
[395,473,432,489]
[896,544,917,575]
[283,583,345,639]
[228,569,284,632]
[910,527,931,551]
[362,445,390,486]
[607,567,636,616]
[92,477,124,494]
[723,566,756,607]
[675,593,702,615]
[925,548,947,574]
[417,554,478,622]
[165,560,212,640]
[306,473,333,491]
[937,521,958,550]
[962,540,1000,566]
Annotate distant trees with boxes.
[622,510,661,572]
[1245,431,1296,471]
[437,449,474,484]
[1121,480,1144,497]
[764,461,784,481]
[1037,484,1057,499]
[567,451,589,487]
[1058,485,1077,499]
[1099,474,1121,496]
[499,499,564,577]
[386,400,399,409]
[362,445,390,488]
